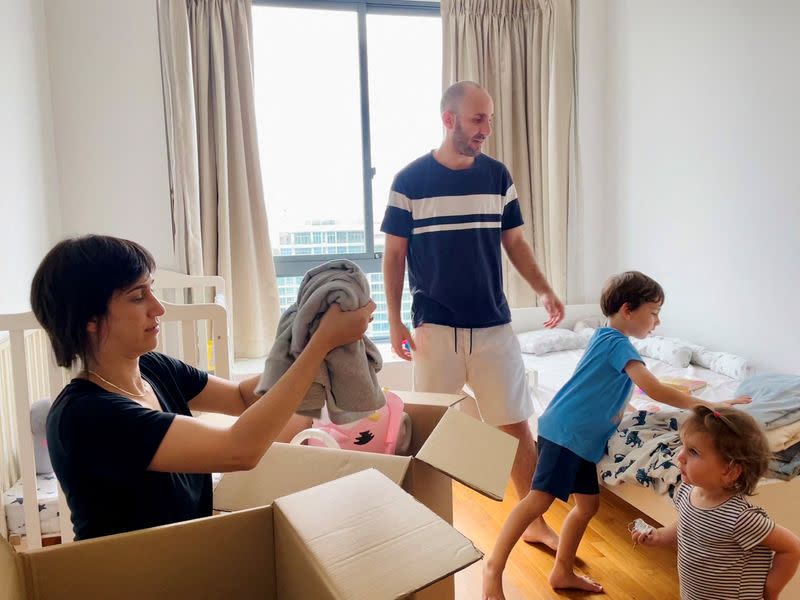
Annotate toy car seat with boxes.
[290,389,413,455]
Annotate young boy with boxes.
[482,271,751,599]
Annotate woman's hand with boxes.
[314,300,376,351]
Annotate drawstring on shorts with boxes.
[453,327,474,355]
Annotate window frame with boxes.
[253,0,440,277]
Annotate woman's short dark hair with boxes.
[30,235,155,369]
[600,271,665,317]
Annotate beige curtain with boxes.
[442,0,574,307]
[157,0,280,358]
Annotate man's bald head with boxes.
[439,81,494,158]
[440,80,487,114]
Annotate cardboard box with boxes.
[1,391,518,599]
[215,392,518,516]
[1,469,484,599]
[212,391,519,599]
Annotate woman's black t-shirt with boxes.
[47,352,211,540]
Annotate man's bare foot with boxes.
[521,517,559,551]
[481,564,506,600]
[548,568,603,593]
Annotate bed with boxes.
[511,304,800,595]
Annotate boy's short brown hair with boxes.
[682,405,771,496]
[600,271,664,317]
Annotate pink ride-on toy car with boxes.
[291,389,413,455]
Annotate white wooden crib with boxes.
[0,300,230,549]
[153,269,232,375]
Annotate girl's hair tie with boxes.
[713,410,722,418]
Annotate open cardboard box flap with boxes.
[415,407,518,501]
[1,469,481,600]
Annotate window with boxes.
[253,0,440,338]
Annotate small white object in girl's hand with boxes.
[631,518,653,534]
[628,518,654,549]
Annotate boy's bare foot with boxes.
[481,564,506,600]
[549,568,603,593]
[521,517,559,551]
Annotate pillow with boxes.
[667,337,752,379]
[692,349,752,380]
[576,327,596,345]
[630,335,693,368]
[572,316,606,333]
[517,328,586,355]
[30,398,53,474]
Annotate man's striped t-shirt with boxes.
[380,151,523,328]
[675,483,774,600]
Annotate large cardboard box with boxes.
[1,392,518,599]
[1,469,483,599]
[212,391,519,599]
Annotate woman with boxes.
[31,235,375,540]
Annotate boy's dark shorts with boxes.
[531,436,599,501]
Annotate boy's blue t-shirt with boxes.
[537,327,644,463]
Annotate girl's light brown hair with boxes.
[681,405,771,496]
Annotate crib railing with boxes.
[0,315,72,547]
[153,270,231,375]
[0,302,230,549]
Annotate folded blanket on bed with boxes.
[599,409,687,496]
[769,441,800,480]
[766,419,800,452]
[737,374,800,430]
[257,260,384,424]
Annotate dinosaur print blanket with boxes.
[598,409,688,497]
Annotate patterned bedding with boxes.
[3,472,61,536]
[599,408,686,497]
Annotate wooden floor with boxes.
[452,482,680,600]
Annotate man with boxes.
[381,80,565,550]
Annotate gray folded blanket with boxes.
[256,259,384,424]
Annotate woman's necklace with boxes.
[87,370,149,398]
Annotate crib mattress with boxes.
[3,472,61,536]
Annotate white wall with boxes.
[43,0,176,269]
[578,1,800,372]
[0,0,61,313]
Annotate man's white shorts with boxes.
[411,323,534,426]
